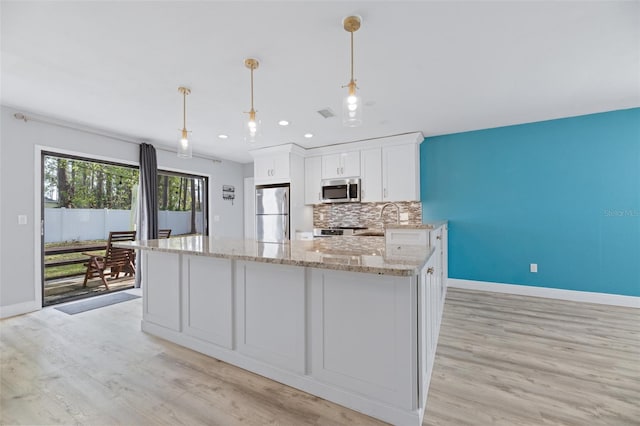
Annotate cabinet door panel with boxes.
[360,148,382,202]
[341,151,361,177]
[383,144,419,201]
[144,251,181,331]
[305,156,322,204]
[310,269,415,409]
[182,255,233,348]
[254,156,273,180]
[321,154,342,179]
[236,262,306,374]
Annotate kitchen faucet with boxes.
[379,202,401,224]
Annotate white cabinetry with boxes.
[254,153,291,184]
[321,151,360,179]
[360,148,382,202]
[236,261,306,374]
[383,143,420,202]
[310,269,415,409]
[143,251,181,331]
[182,255,233,348]
[304,156,322,204]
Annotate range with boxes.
[312,226,368,237]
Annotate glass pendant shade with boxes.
[244,113,261,143]
[177,129,192,158]
[342,91,363,127]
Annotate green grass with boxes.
[44,240,106,280]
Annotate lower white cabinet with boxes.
[310,269,416,409]
[182,255,233,348]
[235,261,306,374]
[143,251,181,331]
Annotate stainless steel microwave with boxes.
[321,178,361,203]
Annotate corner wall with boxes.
[0,106,245,315]
[420,108,640,297]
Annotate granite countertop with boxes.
[115,235,433,276]
[384,220,448,231]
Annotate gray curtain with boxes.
[136,143,158,287]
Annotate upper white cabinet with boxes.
[382,143,420,201]
[254,153,291,184]
[305,156,322,204]
[322,151,360,179]
[360,148,382,202]
[359,142,420,202]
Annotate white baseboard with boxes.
[448,279,640,308]
[0,300,41,319]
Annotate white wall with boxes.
[0,105,245,316]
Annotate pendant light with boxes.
[177,86,192,158]
[244,58,261,143]
[342,16,362,127]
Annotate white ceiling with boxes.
[2,1,639,164]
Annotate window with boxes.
[158,171,208,236]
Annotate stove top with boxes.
[313,227,368,237]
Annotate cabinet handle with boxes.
[436,236,441,240]
[341,167,344,174]
[427,267,434,274]
[337,167,339,175]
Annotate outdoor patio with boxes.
[44,274,135,305]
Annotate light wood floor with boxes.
[1,288,638,425]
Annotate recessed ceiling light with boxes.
[218,134,228,139]
[304,133,313,138]
[278,120,289,126]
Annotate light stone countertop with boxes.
[116,235,434,276]
[384,220,448,231]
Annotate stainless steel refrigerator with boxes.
[255,184,290,243]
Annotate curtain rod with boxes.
[13,112,223,163]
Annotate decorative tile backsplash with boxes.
[313,201,422,230]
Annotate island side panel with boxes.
[235,261,306,375]
[143,250,181,331]
[309,268,418,411]
[182,255,233,349]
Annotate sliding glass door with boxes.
[41,152,139,306]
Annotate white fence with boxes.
[44,208,204,243]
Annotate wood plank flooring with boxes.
[1,288,638,425]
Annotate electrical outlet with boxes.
[399,212,409,221]
[530,263,538,273]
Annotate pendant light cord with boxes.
[350,30,355,83]
[250,66,255,112]
[183,90,187,130]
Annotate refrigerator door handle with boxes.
[283,190,288,215]
[284,215,289,240]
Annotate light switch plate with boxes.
[18,215,28,225]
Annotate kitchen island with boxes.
[117,224,447,426]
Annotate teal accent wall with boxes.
[421,108,640,296]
